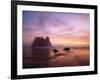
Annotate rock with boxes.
[63,47,71,52]
[52,49,59,56]
[31,36,51,47]
[31,36,52,63]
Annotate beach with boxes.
[23,47,89,68]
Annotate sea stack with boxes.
[31,36,52,67]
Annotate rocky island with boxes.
[31,36,52,67]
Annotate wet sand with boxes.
[23,48,89,68]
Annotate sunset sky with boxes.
[23,11,90,47]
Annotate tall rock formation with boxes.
[31,36,52,67]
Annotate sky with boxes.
[23,11,90,47]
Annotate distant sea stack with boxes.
[31,36,52,64]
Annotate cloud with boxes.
[23,11,90,47]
